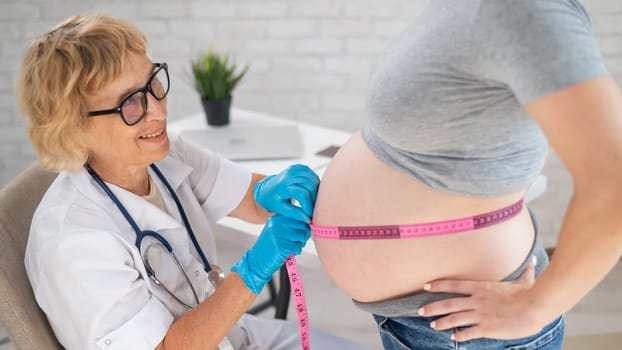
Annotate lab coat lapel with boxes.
[151,155,192,192]
[71,158,192,233]
[146,156,194,227]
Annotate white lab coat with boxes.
[25,138,251,350]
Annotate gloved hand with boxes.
[254,164,320,223]
[231,214,310,294]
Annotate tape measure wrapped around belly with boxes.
[310,198,524,240]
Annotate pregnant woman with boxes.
[312,1,622,349]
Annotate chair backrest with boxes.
[0,163,63,349]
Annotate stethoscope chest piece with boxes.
[207,265,225,289]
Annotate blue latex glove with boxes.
[254,164,320,223]
[231,214,310,294]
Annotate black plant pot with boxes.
[202,97,232,126]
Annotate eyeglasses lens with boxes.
[120,92,147,125]
[150,68,169,99]
[120,67,169,125]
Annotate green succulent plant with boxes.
[191,49,249,101]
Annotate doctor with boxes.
[18,14,364,350]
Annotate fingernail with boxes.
[430,321,436,329]
[450,334,455,341]
[532,255,538,266]
[417,307,425,316]
[423,283,431,291]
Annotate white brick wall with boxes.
[1,0,621,186]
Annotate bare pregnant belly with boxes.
[312,131,535,302]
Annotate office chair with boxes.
[0,163,290,349]
[0,163,62,350]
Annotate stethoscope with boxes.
[86,163,224,309]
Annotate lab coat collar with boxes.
[70,155,193,233]
[152,155,193,192]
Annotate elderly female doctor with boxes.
[18,14,364,350]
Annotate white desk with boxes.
[168,108,351,268]
[168,108,547,267]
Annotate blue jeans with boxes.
[373,314,564,350]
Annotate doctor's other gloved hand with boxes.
[254,164,320,223]
[231,214,310,294]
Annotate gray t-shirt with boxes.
[362,0,608,197]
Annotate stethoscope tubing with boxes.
[144,242,200,309]
[149,164,213,272]
[86,163,213,309]
[85,163,214,273]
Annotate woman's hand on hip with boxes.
[419,256,545,342]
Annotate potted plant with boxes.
[191,49,249,126]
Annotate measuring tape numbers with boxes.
[285,255,310,350]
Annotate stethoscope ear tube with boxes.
[144,242,200,309]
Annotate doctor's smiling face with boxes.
[83,53,170,179]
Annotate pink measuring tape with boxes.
[286,198,524,348]
[311,198,523,240]
[285,255,310,350]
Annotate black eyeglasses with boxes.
[87,63,170,126]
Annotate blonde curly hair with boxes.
[18,14,148,171]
